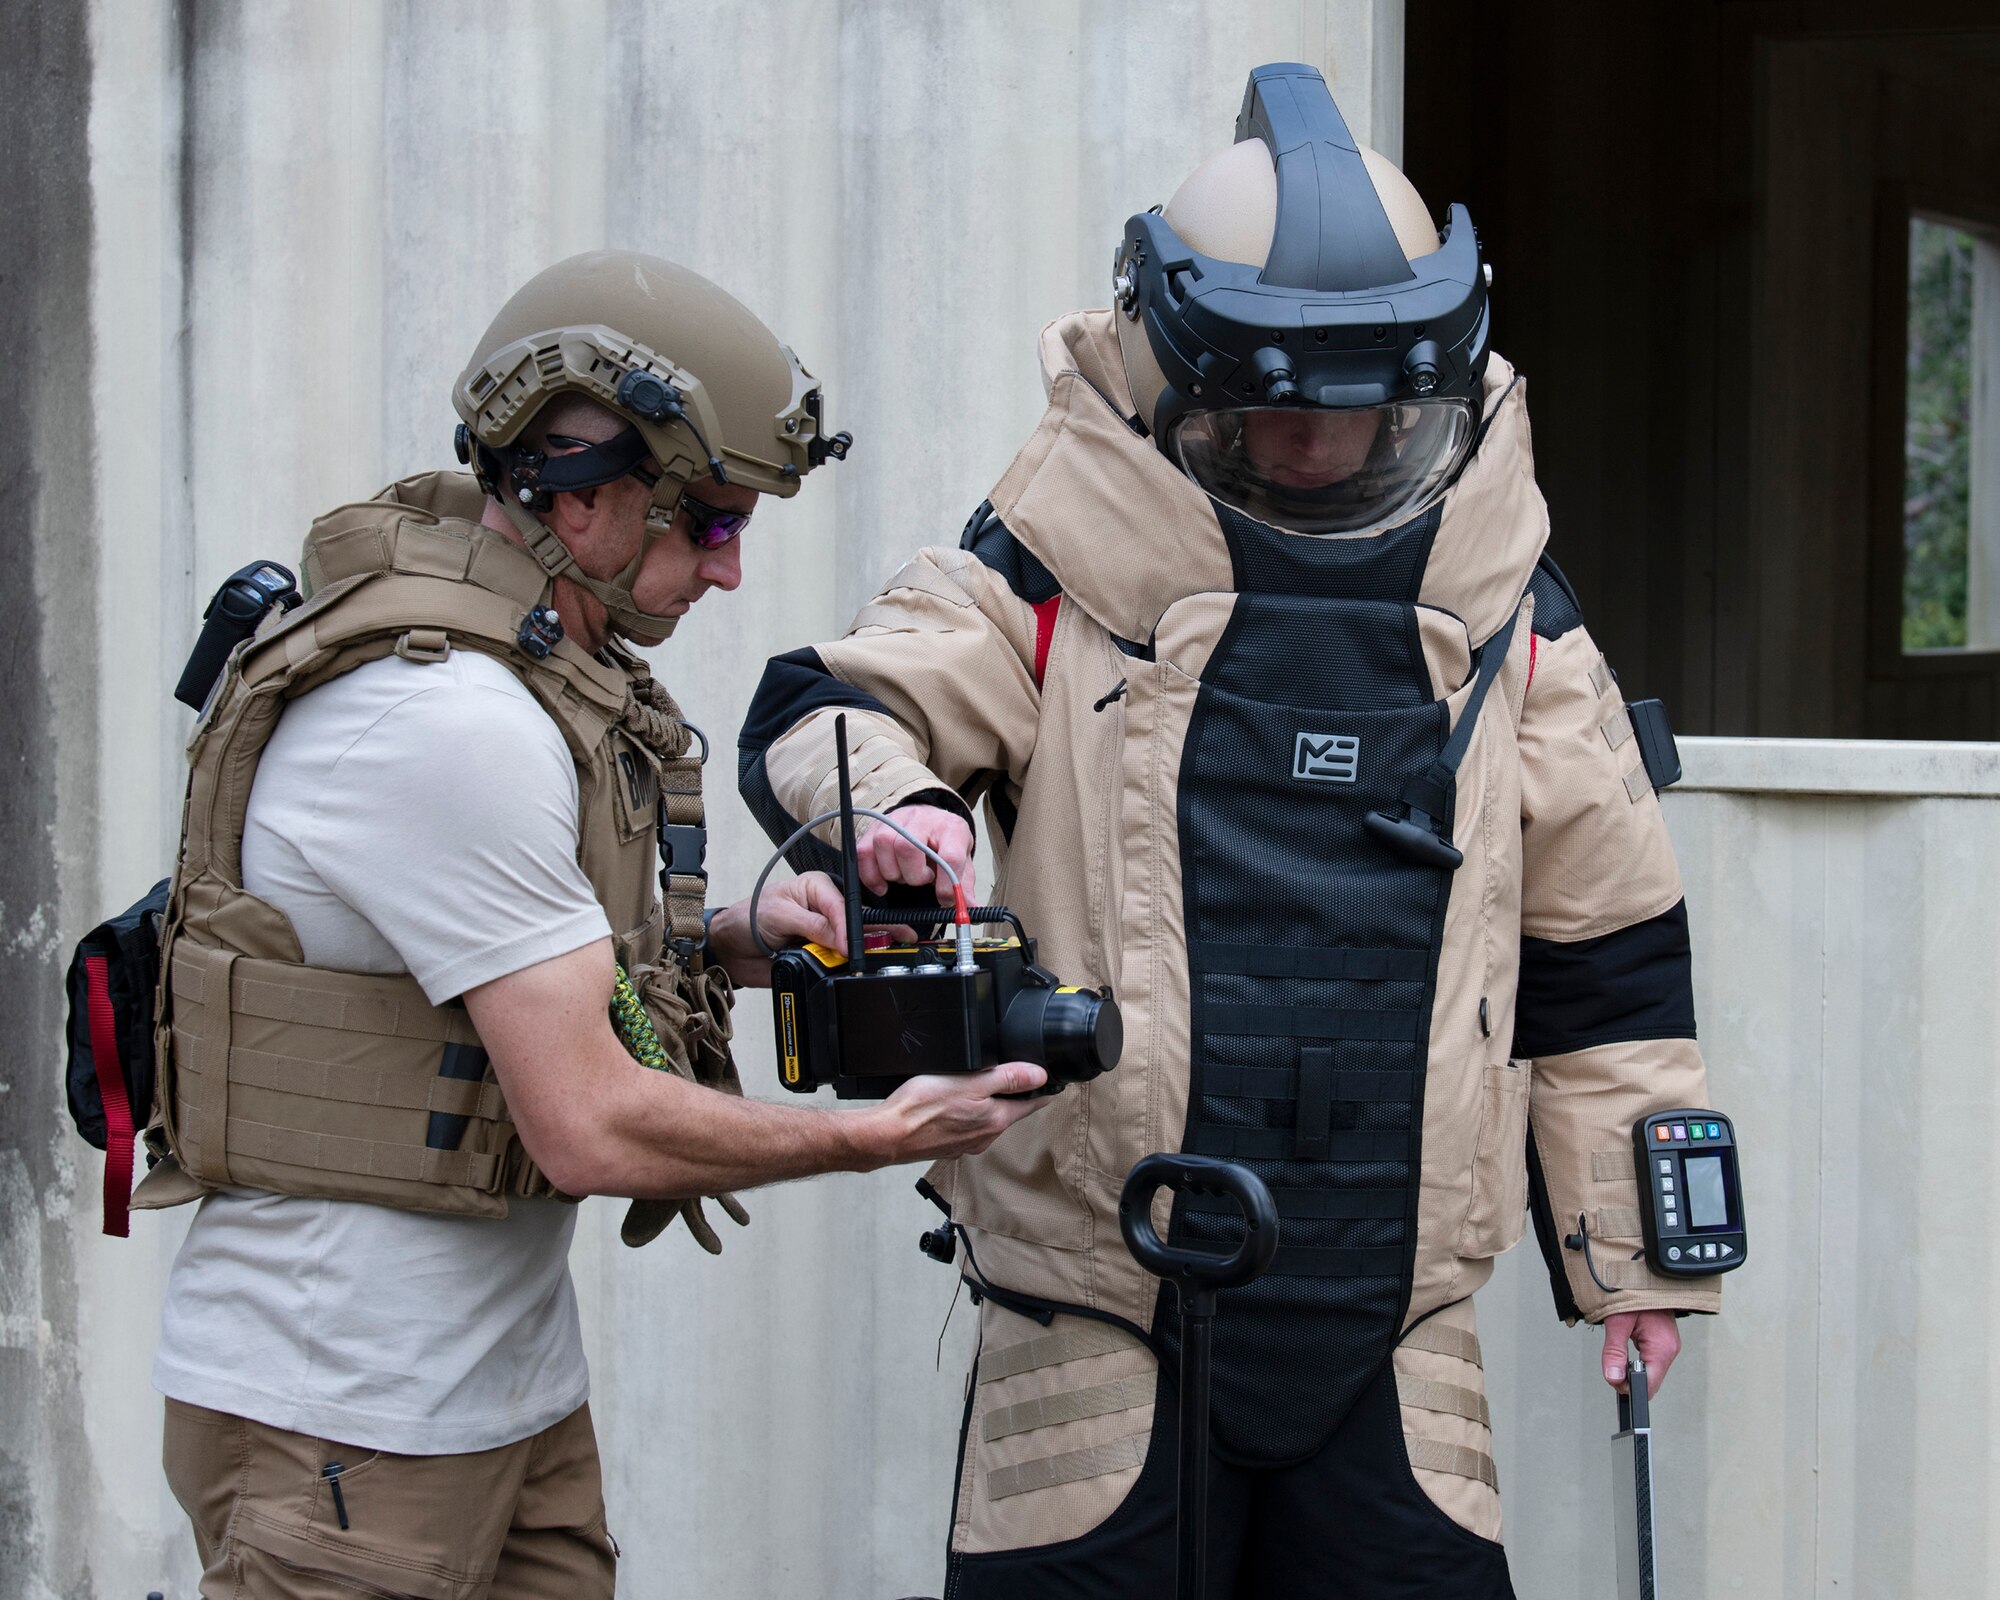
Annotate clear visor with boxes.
[1170,398,1477,536]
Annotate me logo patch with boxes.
[1294,732,1361,783]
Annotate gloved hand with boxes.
[620,1191,750,1252]
[616,959,751,1251]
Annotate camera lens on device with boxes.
[1002,986,1122,1083]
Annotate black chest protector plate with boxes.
[1162,501,1494,1466]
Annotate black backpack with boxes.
[64,879,169,1236]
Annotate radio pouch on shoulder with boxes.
[64,879,171,1236]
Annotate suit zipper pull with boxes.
[321,1461,351,1530]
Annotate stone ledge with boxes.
[1673,737,2000,798]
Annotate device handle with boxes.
[1118,1154,1279,1291]
[1618,1354,1650,1431]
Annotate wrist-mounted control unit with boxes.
[753,715,1122,1100]
[1633,1108,1746,1275]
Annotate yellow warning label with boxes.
[780,992,801,1084]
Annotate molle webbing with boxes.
[1404,1436,1499,1491]
[1396,1374,1492,1429]
[1401,1319,1483,1366]
[1193,942,1429,982]
[984,1429,1152,1501]
[1189,1004,1421,1044]
[979,1322,1136,1382]
[981,1376,1158,1443]
[162,945,550,1216]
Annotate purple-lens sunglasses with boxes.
[678,490,752,550]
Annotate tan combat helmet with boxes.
[453,249,850,638]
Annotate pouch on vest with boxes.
[64,879,170,1235]
[1627,698,1682,790]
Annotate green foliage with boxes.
[1903,218,1974,651]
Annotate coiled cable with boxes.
[748,807,963,957]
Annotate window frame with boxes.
[1868,180,2000,675]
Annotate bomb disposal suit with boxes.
[141,251,847,1599]
[741,68,1721,1598]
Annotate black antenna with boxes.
[834,713,867,966]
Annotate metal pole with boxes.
[1178,1286,1216,1600]
[1612,1354,1657,1600]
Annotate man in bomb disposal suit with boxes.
[140,251,1044,1598]
[741,67,1721,1597]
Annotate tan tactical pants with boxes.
[163,1398,616,1599]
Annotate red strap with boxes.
[83,955,135,1238]
[1032,596,1061,689]
[1525,632,1538,699]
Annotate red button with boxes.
[1655,1127,1671,1142]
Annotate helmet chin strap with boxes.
[496,495,682,641]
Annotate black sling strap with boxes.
[1363,604,1522,871]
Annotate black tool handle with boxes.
[1118,1153,1280,1291]
[1119,1155,1279,1600]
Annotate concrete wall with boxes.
[11,4,1407,1597]
[1485,737,2000,1600]
[2,5,103,1594]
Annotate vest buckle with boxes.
[394,628,451,664]
[659,823,708,880]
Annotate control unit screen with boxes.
[1685,1154,1728,1230]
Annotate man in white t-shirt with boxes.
[154,251,1042,1598]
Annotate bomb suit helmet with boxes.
[452,249,850,638]
[1112,63,1489,537]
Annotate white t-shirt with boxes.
[153,651,614,1454]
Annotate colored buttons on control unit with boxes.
[1691,1124,1705,1139]
[1672,1124,1688,1140]
[1707,1123,1721,1139]
[1656,1127,1672,1142]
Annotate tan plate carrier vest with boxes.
[133,472,724,1221]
